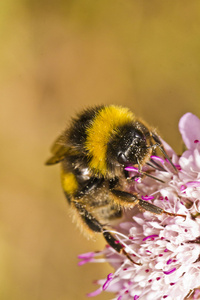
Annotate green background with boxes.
[1,1,200,299]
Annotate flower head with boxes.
[79,113,200,300]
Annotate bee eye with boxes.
[134,129,145,141]
[117,152,128,165]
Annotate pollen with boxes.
[61,170,78,194]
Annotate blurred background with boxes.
[1,1,200,299]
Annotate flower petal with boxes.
[179,112,200,149]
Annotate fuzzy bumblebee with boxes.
[46,105,184,264]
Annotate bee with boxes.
[46,105,183,264]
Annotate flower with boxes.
[79,113,200,300]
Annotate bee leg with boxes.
[111,190,186,218]
[138,199,186,218]
[103,230,141,265]
[111,189,139,207]
[73,201,103,232]
[73,201,141,264]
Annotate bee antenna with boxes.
[151,133,177,172]
[158,146,177,172]
[147,160,167,172]
[142,172,165,183]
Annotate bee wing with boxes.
[45,134,70,165]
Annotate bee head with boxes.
[107,124,151,171]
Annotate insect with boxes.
[46,105,184,264]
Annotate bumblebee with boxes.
[46,105,183,264]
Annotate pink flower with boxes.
[79,113,200,300]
